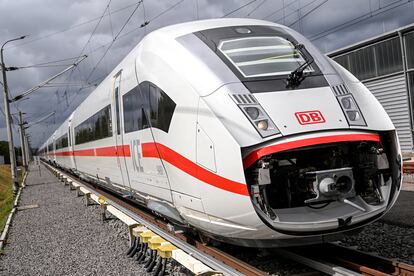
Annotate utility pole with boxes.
[24,134,30,165]
[18,111,27,170]
[1,36,26,194]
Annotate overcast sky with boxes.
[0,0,413,148]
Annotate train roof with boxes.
[39,18,319,147]
[153,18,286,39]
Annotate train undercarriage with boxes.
[245,131,401,235]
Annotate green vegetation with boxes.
[0,140,24,165]
[0,165,13,232]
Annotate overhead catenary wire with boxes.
[246,0,266,17]
[75,0,112,64]
[56,0,168,115]
[12,55,87,102]
[261,0,299,20]
[108,1,115,40]
[7,1,144,49]
[53,0,183,104]
[221,0,257,18]
[142,0,148,33]
[17,64,76,69]
[288,0,328,27]
[81,0,184,84]
[271,0,318,23]
[85,0,144,82]
[147,0,184,22]
[308,0,413,41]
[54,0,113,111]
[27,111,56,127]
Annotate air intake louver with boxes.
[332,84,349,96]
[231,94,257,104]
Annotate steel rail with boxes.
[279,242,414,276]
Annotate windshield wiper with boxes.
[286,44,314,89]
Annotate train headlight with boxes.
[337,94,366,126]
[230,93,280,138]
[245,107,260,120]
[341,97,353,109]
[346,110,360,121]
[256,120,268,130]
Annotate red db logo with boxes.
[295,110,325,125]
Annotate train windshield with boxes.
[218,36,314,78]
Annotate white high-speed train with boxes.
[39,18,402,247]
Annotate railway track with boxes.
[403,159,414,174]
[276,243,414,276]
[43,161,414,276]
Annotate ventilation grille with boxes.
[231,94,257,104]
[332,84,349,96]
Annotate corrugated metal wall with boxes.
[364,74,413,152]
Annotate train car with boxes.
[40,18,402,247]
[54,117,71,169]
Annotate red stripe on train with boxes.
[141,142,250,196]
[95,145,131,157]
[53,145,131,157]
[243,133,381,169]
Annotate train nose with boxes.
[253,86,349,136]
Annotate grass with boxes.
[0,165,25,233]
[0,165,13,233]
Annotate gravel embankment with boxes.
[0,164,150,276]
[339,190,414,265]
[339,221,414,264]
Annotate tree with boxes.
[0,141,22,165]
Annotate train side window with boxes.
[148,83,176,133]
[62,136,68,148]
[55,134,68,150]
[75,105,112,145]
[140,82,150,129]
[123,87,142,133]
[122,82,174,133]
[122,83,150,133]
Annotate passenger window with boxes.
[123,87,143,133]
[55,134,68,149]
[122,81,175,133]
[75,105,112,145]
[123,82,150,133]
[149,83,176,133]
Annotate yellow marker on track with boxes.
[98,195,107,205]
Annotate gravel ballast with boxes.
[339,190,414,265]
[340,221,414,265]
[0,164,148,276]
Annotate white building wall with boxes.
[364,74,413,151]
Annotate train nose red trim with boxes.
[141,142,249,196]
[243,133,381,169]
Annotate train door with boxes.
[68,118,76,170]
[121,80,172,202]
[52,134,56,163]
[112,71,131,188]
[46,140,49,161]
